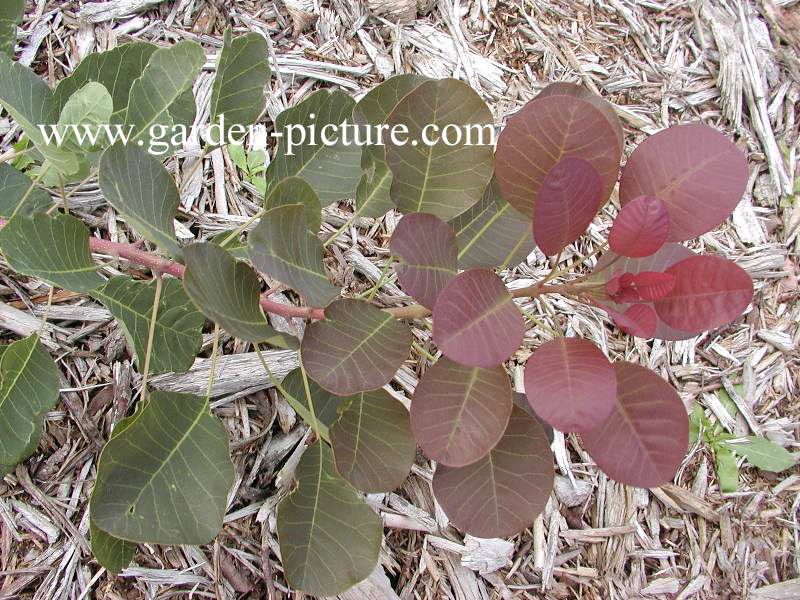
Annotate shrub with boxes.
[0,26,753,596]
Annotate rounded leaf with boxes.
[495,94,622,218]
[433,269,524,368]
[433,405,554,538]
[281,368,342,428]
[411,357,512,467]
[654,255,753,333]
[385,78,494,220]
[533,157,603,256]
[608,195,670,257]
[607,303,658,338]
[301,299,412,395]
[581,362,688,488]
[391,212,458,309]
[524,338,616,433]
[331,389,415,492]
[619,123,748,241]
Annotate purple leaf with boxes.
[619,123,748,241]
[581,362,688,488]
[533,157,603,256]
[411,357,512,467]
[433,269,525,368]
[524,338,616,433]
[608,195,670,257]
[390,213,458,309]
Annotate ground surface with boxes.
[0,0,798,599]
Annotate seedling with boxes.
[0,20,761,595]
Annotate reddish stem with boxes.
[0,218,326,321]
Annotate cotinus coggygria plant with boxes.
[0,20,753,596]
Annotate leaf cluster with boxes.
[0,26,766,597]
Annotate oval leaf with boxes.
[608,195,670,257]
[385,78,494,220]
[267,89,361,205]
[0,213,103,292]
[524,338,616,433]
[90,519,136,574]
[209,27,270,137]
[433,405,554,538]
[390,212,458,309]
[607,303,658,338]
[533,157,603,256]
[352,74,428,217]
[99,142,181,257]
[92,276,204,374]
[301,299,411,395]
[449,178,535,269]
[495,94,621,218]
[411,357,512,467]
[331,388,415,492]
[619,123,748,241]
[182,242,298,348]
[91,391,235,544]
[433,269,524,368]
[277,440,382,596]
[654,255,753,333]
[0,335,60,470]
[581,362,688,488]
[535,82,624,154]
[248,202,340,308]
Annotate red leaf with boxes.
[609,303,658,338]
[581,362,688,488]
[411,357,512,467]
[654,255,753,332]
[608,195,670,257]
[524,338,616,433]
[495,94,621,218]
[390,213,458,309]
[533,157,603,256]
[619,123,748,241]
[632,272,676,301]
[433,269,525,368]
[589,243,699,341]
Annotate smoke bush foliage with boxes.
[0,22,755,596]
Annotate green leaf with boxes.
[281,368,342,428]
[0,52,79,175]
[301,298,411,395]
[330,388,415,492]
[92,276,204,374]
[209,27,270,140]
[124,40,204,143]
[91,391,234,544]
[0,163,51,217]
[351,74,428,217]
[713,445,739,493]
[0,0,23,56]
[182,242,298,348]
[90,519,136,574]
[267,89,362,206]
[209,231,249,260]
[56,82,113,151]
[277,440,382,596]
[689,403,704,446]
[0,213,104,292]
[54,42,157,121]
[262,177,321,233]
[98,142,181,257]
[248,203,340,308]
[449,179,535,269]
[227,143,248,172]
[385,78,494,220]
[724,436,796,472]
[0,335,60,470]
